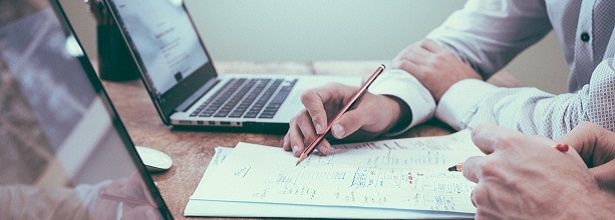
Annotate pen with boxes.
[296,64,386,166]
[99,192,152,206]
[447,143,570,172]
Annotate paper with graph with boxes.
[191,130,480,213]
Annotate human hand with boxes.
[392,39,481,102]
[283,83,408,157]
[462,124,606,219]
[557,122,615,192]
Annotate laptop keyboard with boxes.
[189,78,297,119]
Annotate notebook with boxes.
[0,1,172,218]
[102,0,363,133]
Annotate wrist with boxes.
[559,187,615,218]
[383,95,412,135]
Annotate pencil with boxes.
[447,143,570,172]
[447,163,463,172]
[296,64,386,166]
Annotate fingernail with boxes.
[315,123,322,134]
[332,124,345,138]
[293,145,299,153]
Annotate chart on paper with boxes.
[192,130,480,213]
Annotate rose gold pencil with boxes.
[296,64,386,166]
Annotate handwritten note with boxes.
[191,130,480,214]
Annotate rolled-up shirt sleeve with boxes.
[426,0,552,78]
[369,69,436,136]
[436,58,615,139]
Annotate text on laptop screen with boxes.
[0,0,169,218]
[112,0,208,95]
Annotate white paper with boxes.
[186,130,480,218]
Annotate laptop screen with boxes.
[0,0,172,219]
[108,0,208,95]
[105,0,218,118]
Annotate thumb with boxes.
[330,109,365,139]
[556,122,596,160]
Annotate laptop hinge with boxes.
[176,78,219,112]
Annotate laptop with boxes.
[0,0,172,218]
[101,0,363,132]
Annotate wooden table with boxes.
[101,61,511,219]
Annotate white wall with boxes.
[62,0,569,94]
[185,0,463,61]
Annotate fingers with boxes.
[470,189,476,207]
[285,84,351,157]
[283,111,333,157]
[315,139,332,156]
[282,133,291,151]
[558,122,615,173]
[392,43,430,74]
[284,110,310,157]
[557,122,598,157]
[470,124,521,154]
[557,122,615,165]
[470,184,489,209]
[589,160,615,191]
[283,126,303,157]
[301,85,345,134]
[461,156,483,183]
[285,84,392,157]
[391,59,419,76]
[393,39,443,68]
[420,39,445,53]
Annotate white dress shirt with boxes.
[371,0,615,139]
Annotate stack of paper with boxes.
[185,130,480,219]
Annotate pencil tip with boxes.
[448,163,463,172]
[296,154,306,166]
[447,165,457,172]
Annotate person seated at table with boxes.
[462,122,615,218]
[282,0,615,175]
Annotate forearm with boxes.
[426,0,551,78]
[448,83,583,139]
[436,59,615,139]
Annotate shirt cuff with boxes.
[369,69,436,136]
[436,79,498,130]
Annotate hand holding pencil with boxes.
[451,123,614,219]
[296,65,385,165]
[283,65,412,163]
